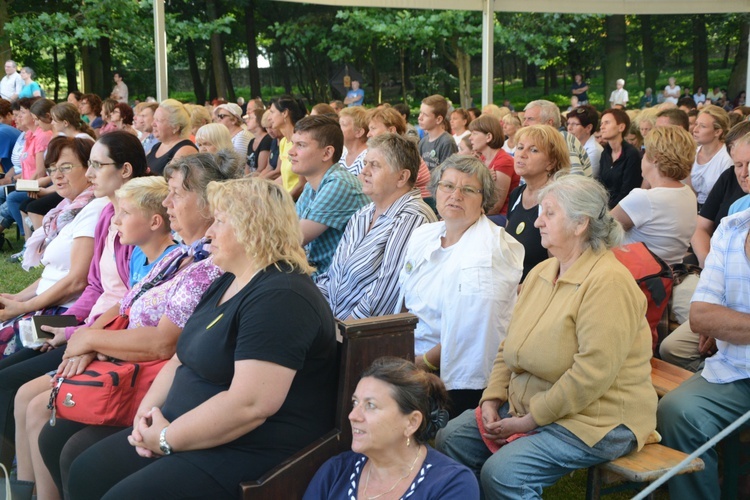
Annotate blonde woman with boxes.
[195,123,234,154]
[61,177,338,499]
[145,99,198,175]
[690,104,732,206]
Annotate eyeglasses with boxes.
[437,181,482,196]
[46,163,80,176]
[216,114,231,120]
[87,160,118,170]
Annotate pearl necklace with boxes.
[363,445,422,500]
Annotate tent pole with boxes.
[481,0,494,107]
[154,0,168,102]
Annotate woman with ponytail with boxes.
[305,357,479,499]
[437,175,658,499]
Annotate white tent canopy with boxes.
[153,0,750,104]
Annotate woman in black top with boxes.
[506,125,570,281]
[145,99,198,175]
[597,108,642,209]
[64,178,338,499]
[244,108,272,175]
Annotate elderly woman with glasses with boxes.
[0,137,108,358]
[398,155,524,418]
[437,175,657,499]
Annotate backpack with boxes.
[612,242,673,354]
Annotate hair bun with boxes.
[423,398,450,440]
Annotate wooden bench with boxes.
[239,313,417,499]
[586,442,705,499]
[585,358,701,499]
[650,357,693,398]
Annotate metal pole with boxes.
[633,408,750,500]
[481,0,494,107]
[154,0,168,102]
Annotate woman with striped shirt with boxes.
[316,133,436,320]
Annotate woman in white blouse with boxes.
[398,154,524,418]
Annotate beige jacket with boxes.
[481,248,657,450]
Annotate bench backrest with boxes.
[240,313,417,498]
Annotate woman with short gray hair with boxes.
[399,153,524,418]
[437,174,657,499]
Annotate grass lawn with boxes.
[0,228,42,293]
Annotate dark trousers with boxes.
[0,347,65,468]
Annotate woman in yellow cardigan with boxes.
[436,175,657,499]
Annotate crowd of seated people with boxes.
[0,80,748,499]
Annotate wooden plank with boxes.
[600,443,704,483]
[651,358,693,397]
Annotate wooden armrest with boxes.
[240,430,341,498]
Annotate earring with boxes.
[406,437,410,448]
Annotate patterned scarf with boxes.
[22,186,97,271]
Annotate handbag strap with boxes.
[0,461,11,500]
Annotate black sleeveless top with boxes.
[507,184,548,282]
[146,139,198,175]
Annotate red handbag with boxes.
[48,358,168,427]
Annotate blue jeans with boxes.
[657,372,750,500]
[5,190,27,235]
[435,406,637,499]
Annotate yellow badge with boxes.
[206,313,224,330]
[515,222,526,235]
[405,261,413,273]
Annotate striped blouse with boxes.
[316,189,437,320]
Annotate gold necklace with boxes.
[363,445,422,500]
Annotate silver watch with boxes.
[159,426,173,455]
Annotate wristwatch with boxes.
[159,426,173,455]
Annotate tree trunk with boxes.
[641,15,658,92]
[400,47,407,103]
[0,0,10,62]
[82,44,102,96]
[604,15,627,104]
[371,40,379,105]
[244,0,262,99]
[727,20,749,99]
[186,40,206,103]
[52,46,59,101]
[277,50,292,95]
[221,47,236,101]
[524,62,537,88]
[206,0,229,99]
[500,56,506,97]
[692,15,709,94]
[456,47,471,109]
[543,67,549,95]
[64,50,77,92]
[550,65,558,89]
[98,37,112,97]
[208,63,217,101]
[723,43,730,69]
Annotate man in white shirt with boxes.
[657,208,750,500]
[0,61,23,102]
[522,100,592,176]
[111,73,128,104]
